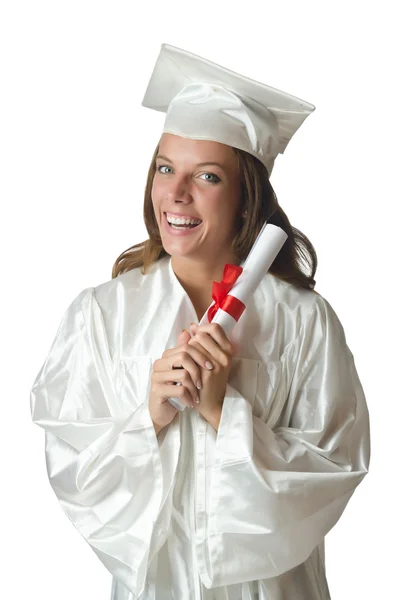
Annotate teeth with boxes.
[166,213,202,226]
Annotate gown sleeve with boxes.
[30,286,180,599]
[196,294,371,590]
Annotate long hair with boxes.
[111,142,317,291]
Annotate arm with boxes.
[205,404,222,432]
[30,287,180,598]
[195,295,370,589]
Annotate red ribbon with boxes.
[207,264,246,323]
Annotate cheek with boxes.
[210,193,240,225]
[151,178,163,214]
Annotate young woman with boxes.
[31,44,370,600]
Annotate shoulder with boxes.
[259,273,346,344]
[259,272,325,318]
[91,258,166,307]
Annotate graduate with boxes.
[30,43,371,599]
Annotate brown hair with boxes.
[111,142,317,291]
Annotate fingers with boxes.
[190,322,233,354]
[161,344,214,371]
[189,322,234,367]
[152,369,199,408]
[177,329,192,344]
[154,349,211,406]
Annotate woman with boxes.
[30,44,370,600]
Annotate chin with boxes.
[165,244,200,260]
[165,247,189,258]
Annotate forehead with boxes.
[158,133,238,168]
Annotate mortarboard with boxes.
[141,44,315,176]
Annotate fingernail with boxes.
[205,361,214,369]
[195,397,200,404]
[196,380,202,389]
[182,328,189,334]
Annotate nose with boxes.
[165,174,192,203]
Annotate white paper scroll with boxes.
[168,222,288,411]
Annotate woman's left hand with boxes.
[187,322,235,426]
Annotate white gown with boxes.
[30,255,370,599]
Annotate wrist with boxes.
[205,403,223,432]
[152,420,164,437]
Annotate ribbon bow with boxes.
[207,264,245,323]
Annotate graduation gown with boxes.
[30,254,370,599]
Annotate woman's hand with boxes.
[149,329,216,433]
[187,322,235,427]
[149,323,235,433]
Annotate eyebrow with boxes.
[155,154,227,172]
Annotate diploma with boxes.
[168,222,288,411]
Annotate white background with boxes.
[1,0,395,598]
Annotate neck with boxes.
[170,253,240,321]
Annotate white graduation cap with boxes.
[141,44,315,176]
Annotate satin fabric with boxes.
[30,255,370,599]
[163,81,281,177]
[141,44,316,177]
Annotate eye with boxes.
[155,164,220,184]
[199,172,220,184]
[156,165,173,174]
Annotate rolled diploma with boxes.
[168,222,288,411]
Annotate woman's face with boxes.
[151,133,242,261]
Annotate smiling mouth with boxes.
[163,212,202,229]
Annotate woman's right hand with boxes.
[149,329,214,433]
